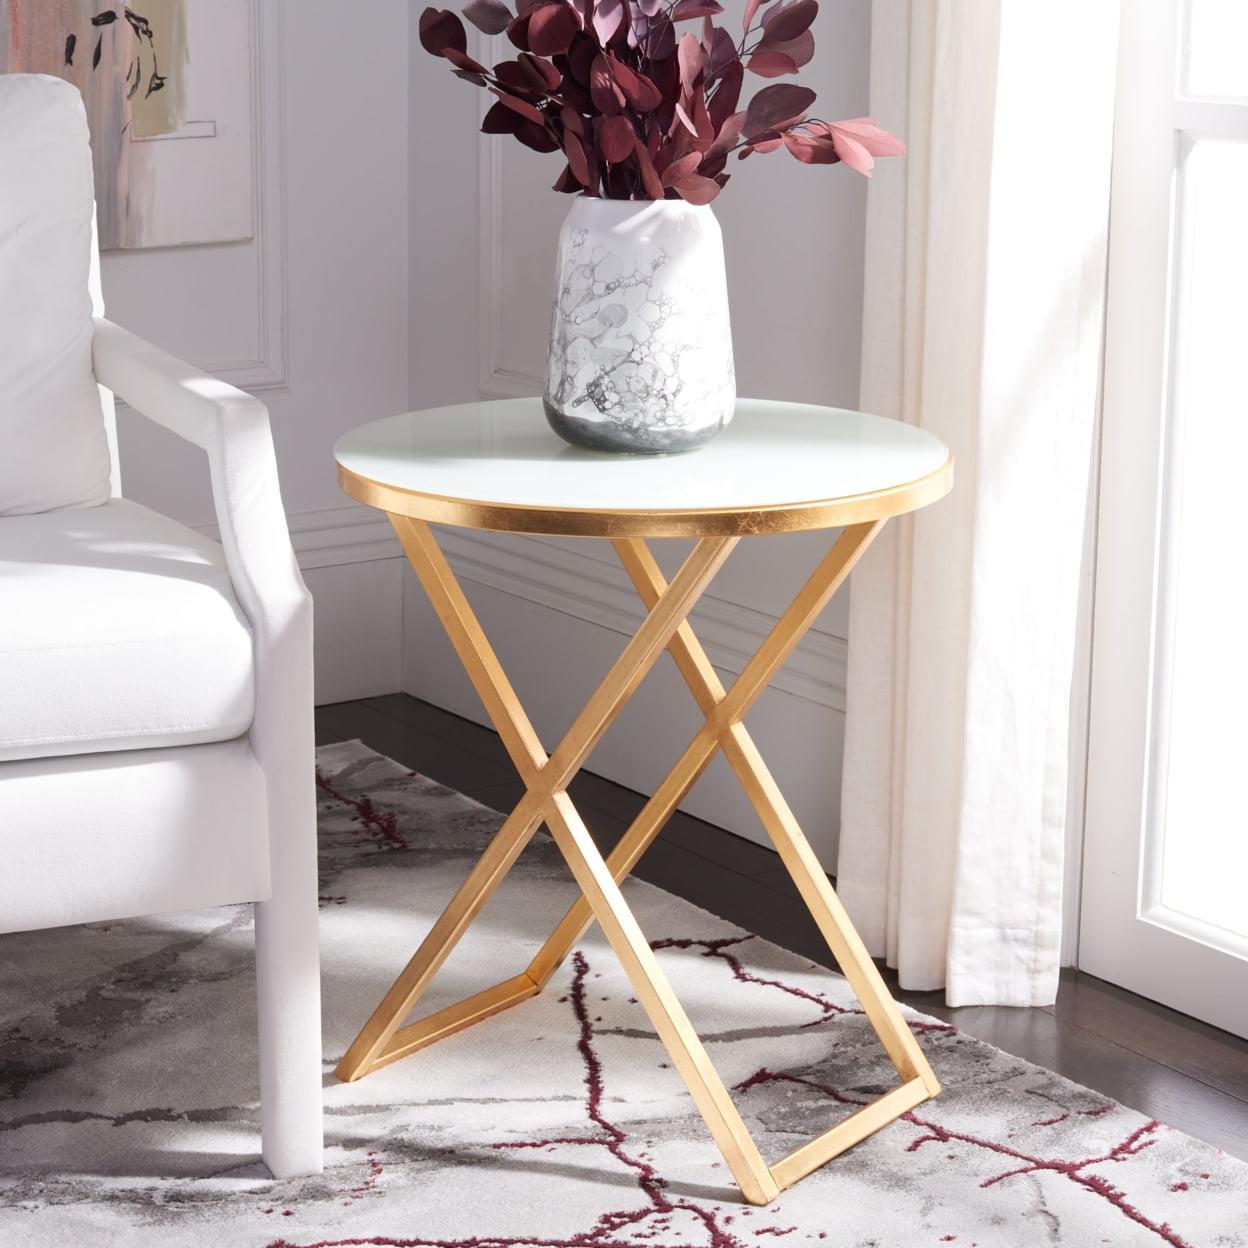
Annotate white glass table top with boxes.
[335,398,952,537]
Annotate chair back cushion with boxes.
[0,74,111,515]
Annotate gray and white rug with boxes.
[1,741,1244,1247]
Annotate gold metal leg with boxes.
[335,517,941,1204]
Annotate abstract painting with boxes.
[0,0,254,250]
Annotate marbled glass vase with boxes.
[543,198,735,455]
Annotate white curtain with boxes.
[837,1,1120,1006]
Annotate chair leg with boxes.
[255,767,324,1178]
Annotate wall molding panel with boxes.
[207,0,289,392]
[477,137,544,399]
[473,29,544,400]
[286,505,401,571]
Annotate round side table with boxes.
[333,397,953,1206]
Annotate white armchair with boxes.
[0,75,322,1176]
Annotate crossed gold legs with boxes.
[335,517,941,1205]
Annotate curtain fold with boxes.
[837,1,1120,1006]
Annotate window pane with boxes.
[1184,0,1248,99]
[1156,138,1248,941]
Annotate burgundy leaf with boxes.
[743,82,815,136]
[705,108,745,159]
[816,116,907,155]
[783,131,837,163]
[589,53,625,113]
[747,49,797,77]
[740,130,784,157]
[807,117,905,174]
[688,87,716,149]
[463,0,513,35]
[528,2,581,55]
[493,59,539,94]
[760,0,817,43]
[742,0,767,33]
[506,10,533,48]
[699,152,727,178]
[519,51,563,91]
[642,12,676,60]
[553,162,582,192]
[677,32,705,90]
[611,57,663,110]
[454,68,489,85]
[671,0,723,21]
[560,104,585,136]
[445,47,489,75]
[563,129,591,184]
[647,54,679,106]
[633,136,666,198]
[646,117,663,158]
[673,100,698,137]
[704,26,737,75]
[761,28,814,69]
[490,86,547,125]
[661,150,702,186]
[672,173,721,204]
[568,35,597,83]
[514,119,561,151]
[598,113,636,162]
[561,77,593,111]
[418,7,468,56]
[481,100,525,133]
[605,162,634,197]
[707,59,742,130]
[592,0,626,46]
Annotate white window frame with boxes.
[1079,0,1248,1035]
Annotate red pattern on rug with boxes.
[267,933,1201,1248]
[316,771,409,851]
[735,1070,1191,1248]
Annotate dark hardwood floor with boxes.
[316,692,1248,1163]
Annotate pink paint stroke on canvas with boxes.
[0,0,188,248]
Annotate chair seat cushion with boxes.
[0,499,255,761]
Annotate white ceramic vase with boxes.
[543,197,735,454]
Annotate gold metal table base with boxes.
[335,517,941,1206]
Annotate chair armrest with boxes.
[91,316,310,645]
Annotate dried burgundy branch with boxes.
[417,0,904,202]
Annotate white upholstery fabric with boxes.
[0,739,270,934]
[0,498,255,762]
[0,75,111,515]
[90,316,323,1179]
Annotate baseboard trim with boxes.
[286,506,402,571]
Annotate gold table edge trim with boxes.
[336,454,954,538]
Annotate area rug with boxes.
[1,741,1244,1248]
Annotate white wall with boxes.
[404,2,872,866]
[102,1,412,704]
